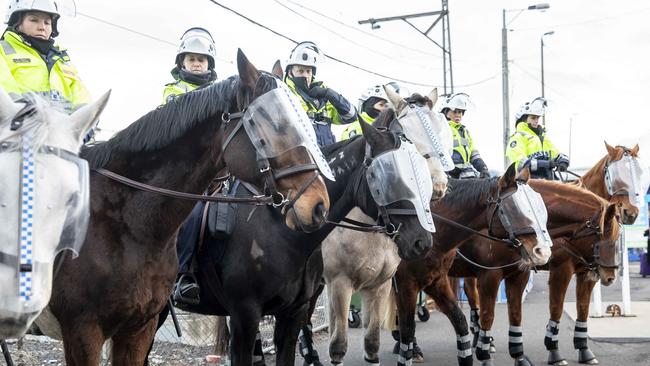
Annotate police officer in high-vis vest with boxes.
[439,93,489,179]
[506,97,569,179]
[0,0,90,112]
[284,41,357,147]
[340,83,395,140]
[162,27,217,104]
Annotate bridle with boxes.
[557,216,620,276]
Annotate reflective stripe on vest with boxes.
[0,40,15,55]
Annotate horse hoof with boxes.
[489,342,497,353]
[480,360,495,366]
[578,348,598,364]
[547,350,566,365]
[413,354,425,363]
[306,361,324,366]
[515,355,535,366]
[364,356,379,365]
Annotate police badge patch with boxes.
[510,141,517,148]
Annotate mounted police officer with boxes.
[167,27,218,305]
[439,93,489,179]
[506,97,569,180]
[162,27,217,104]
[0,0,91,112]
[284,41,357,147]
[340,83,399,140]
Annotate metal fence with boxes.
[151,292,329,354]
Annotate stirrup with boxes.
[173,274,201,305]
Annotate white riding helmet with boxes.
[515,97,547,121]
[358,85,389,112]
[5,0,61,37]
[285,41,322,75]
[438,92,474,114]
[176,27,217,70]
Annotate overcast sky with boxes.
[2,0,649,172]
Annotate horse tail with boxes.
[213,316,230,355]
[383,285,398,330]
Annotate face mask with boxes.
[290,76,310,93]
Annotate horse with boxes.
[316,89,452,366]
[392,164,553,366]
[448,181,620,366]
[457,143,641,366]
[0,89,109,339]
[32,50,331,366]
[149,115,438,366]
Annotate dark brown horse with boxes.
[449,181,619,366]
[392,165,552,366]
[32,51,331,366]
[457,143,640,366]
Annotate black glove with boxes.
[479,170,490,179]
[554,154,570,172]
[307,82,331,99]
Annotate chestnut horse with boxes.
[32,51,330,366]
[392,165,553,366]
[458,143,640,366]
[449,181,619,366]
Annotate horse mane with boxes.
[439,177,498,208]
[81,73,278,169]
[530,179,608,224]
[321,135,362,156]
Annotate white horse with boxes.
[323,88,451,365]
[0,88,110,339]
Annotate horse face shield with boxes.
[242,83,334,181]
[605,154,645,208]
[498,183,552,248]
[594,237,621,268]
[0,139,89,336]
[365,140,435,233]
[397,104,455,172]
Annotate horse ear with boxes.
[69,90,111,146]
[359,117,381,148]
[271,60,283,78]
[604,141,616,157]
[631,143,640,156]
[0,87,19,125]
[499,163,517,189]
[427,88,438,107]
[237,49,260,91]
[515,164,531,183]
[605,202,618,223]
[384,84,405,112]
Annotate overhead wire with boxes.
[271,0,442,71]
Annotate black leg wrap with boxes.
[412,337,423,360]
[514,355,535,366]
[508,325,524,359]
[253,331,265,366]
[544,320,560,351]
[393,341,400,355]
[475,329,492,361]
[397,342,414,366]
[457,333,473,366]
[470,308,480,334]
[299,325,321,366]
[573,321,589,350]
[392,329,401,342]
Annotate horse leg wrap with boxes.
[299,325,321,366]
[396,342,413,366]
[412,337,423,360]
[508,325,525,359]
[544,320,560,351]
[456,333,473,366]
[391,330,401,354]
[573,321,597,364]
[253,331,265,366]
[470,309,480,348]
[475,329,493,361]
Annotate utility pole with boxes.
[540,30,554,126]
[358,0,454,94]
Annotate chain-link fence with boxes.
[151,292,329,354]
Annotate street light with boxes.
[540,30,555,100]
[501,3,550,169]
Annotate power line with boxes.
[516,7,650,31]
[282,0,440,58]
[77,12,233,64]
[272,0,442,71]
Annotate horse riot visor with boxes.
[0,136,90,324]
[242,82,335,181]
[365,140,436,232]
[605,154,645,208]
[396,103,455,172]
[497,182,553,247]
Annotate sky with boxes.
[2,0,649,172]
